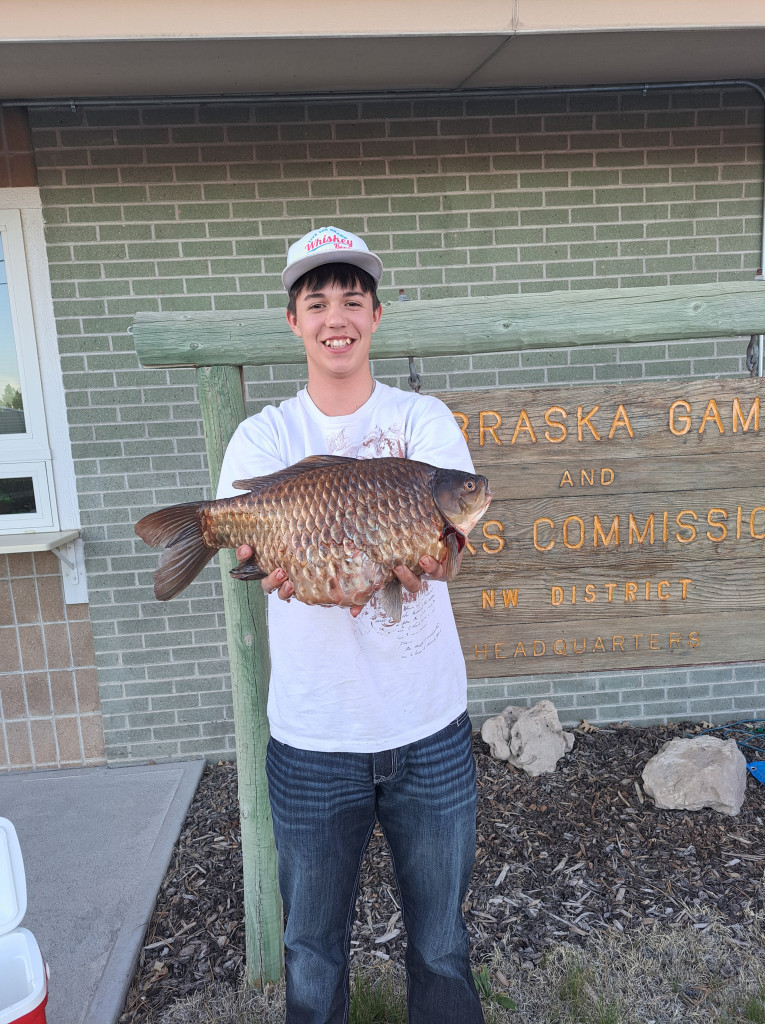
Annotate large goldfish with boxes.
[135,455,491,621]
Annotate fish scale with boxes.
[135,455,492,617]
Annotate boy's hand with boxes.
[393,555,448,591]
[347,555,448,619]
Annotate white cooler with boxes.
[0,818,48,1024]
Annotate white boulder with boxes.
[481,700,575,776]
[641,736,747,816]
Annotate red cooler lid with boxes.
[0,818,26,937]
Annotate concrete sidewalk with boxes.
[0,759,205,1024]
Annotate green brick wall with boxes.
[29,88,765,763]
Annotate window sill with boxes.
[0,529,80,556]
[0,529,86,601]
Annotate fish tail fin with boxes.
[135,502,216,600]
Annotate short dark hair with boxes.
[287,262,381,317]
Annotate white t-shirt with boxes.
[216,381,474,753]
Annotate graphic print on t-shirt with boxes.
[325,424,407,459]
[355,581,442,652]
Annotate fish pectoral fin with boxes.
[379,578,403,623]
[444,531,462,581]
[441,524,466,581]
[229,557,267,582]
[232,455,359,492]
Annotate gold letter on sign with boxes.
[544,406,567,442]
[608,404,635,439]
[479,410,502,446]
[594,515,619,548]
[510,410,537,444]
[482,520,506,553]
[628,513,654,546]
[533,518,554,551]
[562,516,585,550]
[706,508,728,541]
[698,399,724,435]
[577,405,601,441]
[732,396,759,433]
[676,510,698,542]
[669,399,692,435]
[751,507,765,539]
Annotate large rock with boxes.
[641,736,747,816]
[481,700,574,776]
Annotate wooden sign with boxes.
[437,379,765,678]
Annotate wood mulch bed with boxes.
[119,720,765,1023]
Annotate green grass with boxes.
[744,988,765,1024]
[151,912,765,1024]
[558,963,623,1023]
[348,972,407,1024]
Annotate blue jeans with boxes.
[265,712,484,1024]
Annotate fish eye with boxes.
[464,481,475,491]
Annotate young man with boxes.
[217,226,484,1024]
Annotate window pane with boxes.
[0,232,26,434]
[0,476,36,515]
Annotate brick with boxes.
[571,205,620,224]
[521,348,569,368]
[466,211,517,230]
[546,153,596,170]
[644,220,695,239]
[418,249,468,267]
[419,285,470,300]
[496,263,543,281]
[520,208,570,226]
[595,258,644,276]
[546,260,594,278]
[546,365,596,383]
[445,266,493,284]
[619,240,667,257]
[545,226,594,243]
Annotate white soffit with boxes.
[466,29,765,89]
[0,29,764,101]
[1,37,497,99]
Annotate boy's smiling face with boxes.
[286,280,382,386]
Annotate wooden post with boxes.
[196,364,283,986]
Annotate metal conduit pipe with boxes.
[4,77,765,373]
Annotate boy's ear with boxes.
[286,308,301,337]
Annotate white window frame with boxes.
[0,189,87,601]
[0,462,56,531]
[1,208,50,465]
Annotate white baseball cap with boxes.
[282,226,384,292]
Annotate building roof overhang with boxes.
[1,2,765,102]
